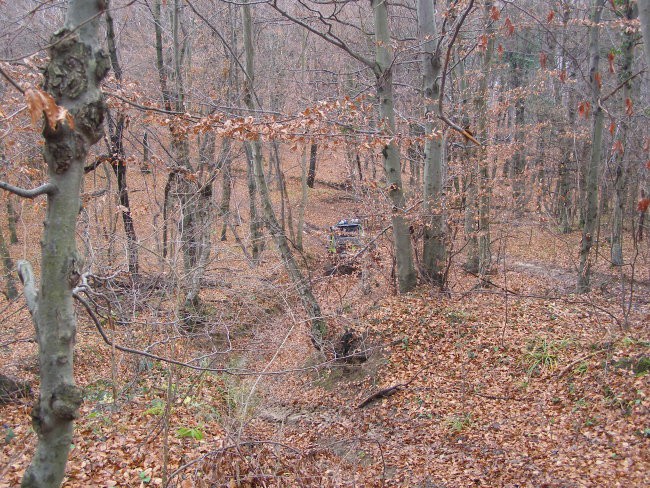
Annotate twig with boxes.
[437,0,480,146]
[73,288,396,377]
[554,351,603,380]
[357,364,429,408]
[0,65,25,94]
[600,68,645,103]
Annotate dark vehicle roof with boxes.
[331,219,362,232]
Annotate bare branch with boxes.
[437,0,481,146]
[0,64,26,94]
[270,0,374,69]
[0,181,56,199]
[600,68,645,103]
[74,288,387,377]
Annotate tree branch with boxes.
[84,155,111,174]
[0,64,25,94]
[600,68,645,103]
[270,0,374,69]
[17,260,38,315]
[436,0,481,146]
[0,181,56,199]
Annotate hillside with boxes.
[1,161,648,487]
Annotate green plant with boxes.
[574,362,589,375]
[522,337,568,376]
[602,385,633,414]
[573,398,588,412]
[138,471,152,484]
[444,309,468,325]
[621,336,650,348]
[176,426,204,441]
[144,399,165,416]
[4,427,15,444]
[83,379,114,403]
[446,413,472,433]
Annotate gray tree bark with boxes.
[373,0,417,293]
[6,197,19,244]
[105,0,139,276]
[476,0,495,279]
[638,0,650,241]
[417,0,446,287]
[611,0,637,266]
[639,0,650,68]
[557,4,574,234]
[3,1,110,485]
[307,143,317,188]
[0,224,17,300]
[577,0,606,293]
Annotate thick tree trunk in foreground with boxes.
[373,0,417,293]
[417,0,446,287]
[15,1,109,485]
[577,0,606,293]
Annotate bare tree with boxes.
[417,0,446,287]
[0,0,109,485]
[577,0,606,293]
[271,0,417,293]
[243,0,326,347]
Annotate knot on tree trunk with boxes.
[44,29,109,145]
[50,383,83,420]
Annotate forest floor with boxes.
[1,157,649,487]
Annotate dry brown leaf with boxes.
[24,88,74,130]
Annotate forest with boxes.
[0,0,649,486]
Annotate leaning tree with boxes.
[0,0,108,485]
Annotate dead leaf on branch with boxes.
[24,88,74,130]
[638,198,650,213]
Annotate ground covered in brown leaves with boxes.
[1,167,649,487]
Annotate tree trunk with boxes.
[16,1,109,485]
[307,143,317,188]
[372,0,417,293]
[296,145,308,251]
[510,56,526,212]
[141,131,151,174]
[6,197,19,244]
[218,138,233,242]
[417,0,446,287]
[557,5,574,234]
[242,0,325,346]
[0,225,17,300]
[477,0,495,279]
[639,0,650,68]
[105,0,139,277]
[244,142,264,261]
[557,108,576,233]
[611,0,637,266]
[577,0,606,293]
